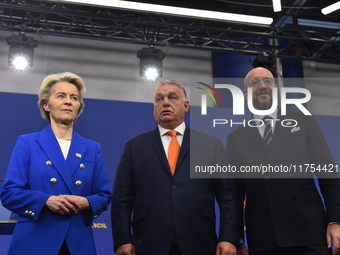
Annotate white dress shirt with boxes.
[158,122,185,159]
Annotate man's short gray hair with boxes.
[154,79,187,100]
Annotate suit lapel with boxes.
[66,131,88,177]
[268,110,299,161]
[37,126,74,193]
[235,110,301,161]
[236,118,269,158]
[146,126,191,176]
[146,127,170,173]
[177,126,190,167]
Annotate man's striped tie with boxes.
[263,116,273,145]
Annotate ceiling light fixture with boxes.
[321,1,340,15]
[55,0,273,25]
[7,33,38,71]
[272,0,282,12]
[137,46,165,81]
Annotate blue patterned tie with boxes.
[263,116,273,145]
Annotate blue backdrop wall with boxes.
[1,91,340,254]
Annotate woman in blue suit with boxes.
[0,72,111,255]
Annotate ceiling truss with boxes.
[0,0,339,63]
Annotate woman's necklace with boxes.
[57,137,72,141]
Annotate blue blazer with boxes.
[1,125,111,255]
[111,126,239,255]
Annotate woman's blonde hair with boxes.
[38,72,86,123]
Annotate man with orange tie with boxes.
[111,80,239,255]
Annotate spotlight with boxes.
[137,46,165,81]
[7,33,38,71]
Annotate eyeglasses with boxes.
[248,78,275,87]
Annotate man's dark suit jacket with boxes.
[226,110,340,255]
[111,126,239,255]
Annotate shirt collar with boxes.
[254,107,278,120]
[158,122,186,136]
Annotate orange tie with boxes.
[167,131,180,176]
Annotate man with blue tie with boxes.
[111,79,239,255]
[226,67,340,255]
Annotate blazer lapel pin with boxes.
[75,153,82,158]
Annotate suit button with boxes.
[94,215,98,219]
[294,195,299,200]
[50,178,57,184]
[172,185,176,190]
[30,212,35,217]
[79,163,85,169]
[46,160,52,166]
[75,180,82,186]
[25,210,29,215]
